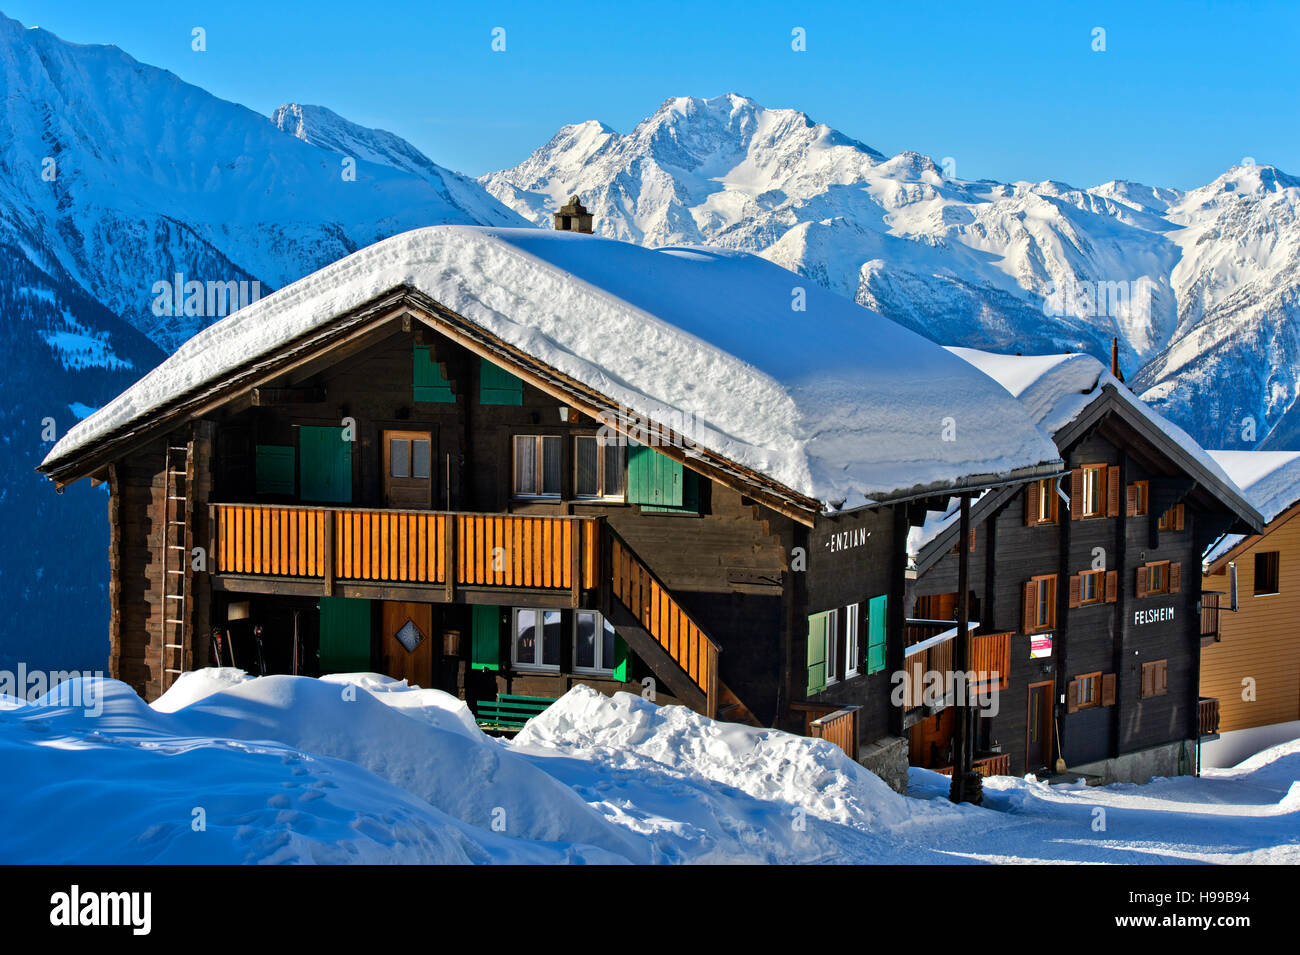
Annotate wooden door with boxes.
[383,429,433,507]
[381,601,434,687]
[1025,681,1053,771]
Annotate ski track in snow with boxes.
[1,673,1296,865]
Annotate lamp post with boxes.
[949,493,983,804]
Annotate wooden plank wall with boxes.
[1202,507,1300,732]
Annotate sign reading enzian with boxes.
[824,526,870,554]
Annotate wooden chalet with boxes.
[38,220,1063,790]
[1199,451,1300,765]
[909,350,1263,783]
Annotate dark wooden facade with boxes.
[911,388,1259,777]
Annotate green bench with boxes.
[474,694,557,735]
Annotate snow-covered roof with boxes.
[947,347,1239,491]
[42,227,1061,510]
[1203,451,1300,565]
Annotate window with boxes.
[1081,464,1106,517]
[573,610,618,673]
[1025,575,1057,632]
[1074,672,1101,709]
[575,435,627,500]
[1255,551,1280,595]
[512,608,561,670]
[1036,479,1056,523]
[1128,480,1148,516]
[384,430,432,506]
[1158,503,1185,531]
[1079,569,1103,605]
[513,434,563,497]
[1148,561,1168,594]
[1025,477,1058,527]
[1140,659,1168,698]
[826,608,841,684]
[845,603,860,678]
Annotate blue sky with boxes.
[6,0,1298,188]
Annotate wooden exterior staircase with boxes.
[601,526,759,726]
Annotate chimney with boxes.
[553,195,594,234]
[1110,337,1125,383]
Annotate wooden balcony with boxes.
[210,503,599,604]
[901,621,1010,710]
[1198,697,1221,738]
[1200,592,1223,645]
[807,705,860,760]
[935,753,1011,777]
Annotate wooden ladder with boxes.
[159,438,194,693]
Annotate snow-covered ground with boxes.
[2,672,1296,864]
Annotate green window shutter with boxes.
[628,441,696,513]
[866,594,888,674]
[471,604,501,671]
[318,597,371,672]
[413,345,455,403]
[255,444,295,495]
[612,634,630,682]
[479,357,523,405]
[299,426,352,503]
[806,611,828,695]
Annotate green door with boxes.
[299,426,352,503]
[319,597,371,672]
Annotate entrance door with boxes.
[381,601,434,687]
[383,429,433,507]
[1026,681,1054,771]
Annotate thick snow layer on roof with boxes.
[42,226,1059,508]
[905,491,988,561]
[947,347,1237,491]
[1203,450,1300,564]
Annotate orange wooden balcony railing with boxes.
[1198,697,1221,737]
[211,503,599,594]
[808,705,860,760]
[935,753,1011,777]
[901,623,1010,710]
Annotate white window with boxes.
[575,435,627,500]
[845,603,860,678]
[826,607,841,684]
[513,435,562,498]
[573,610,618,673]
[512,608,561,670]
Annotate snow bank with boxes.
[42,226,1061,508]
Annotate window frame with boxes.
[511,607,561,672]
[1079,569,1104,605]
[512,433,564,499]
[1036,477,1058,524]
[1140,659,1168,698]
[1147,560,1169,595]
[1081,464,1106,518]
[1254,551,1280,596]
[1130,480,1149,516]
[825,607,841,685]
[1029,574,1057,631]
[572,609,618,675]
[573,434,627,502]
[844,603,860,679]
[1075,671,1102,709]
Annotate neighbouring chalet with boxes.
[1200,450,1300,766]
[908,349,1263,784]
[37,223,1062,791]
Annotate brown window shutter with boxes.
[1047,576,1058,628]
[1170,562,1181,594]
[1101,672,1117,706]
[1126,484,1139,516]
[1023,581,1036,633]
[1174,503,1185,531]
[1107,466,1121,517]
[1140,663,1152,698]
[1068,574,1081,609]
[1158,661,1167,695]
[970,527,977,552]
[1025,481,1039,527]
[1136,565,1149,598]
[1067,679,1080,714]
[1070,469,1083,520]
[1105,569,1118,603]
